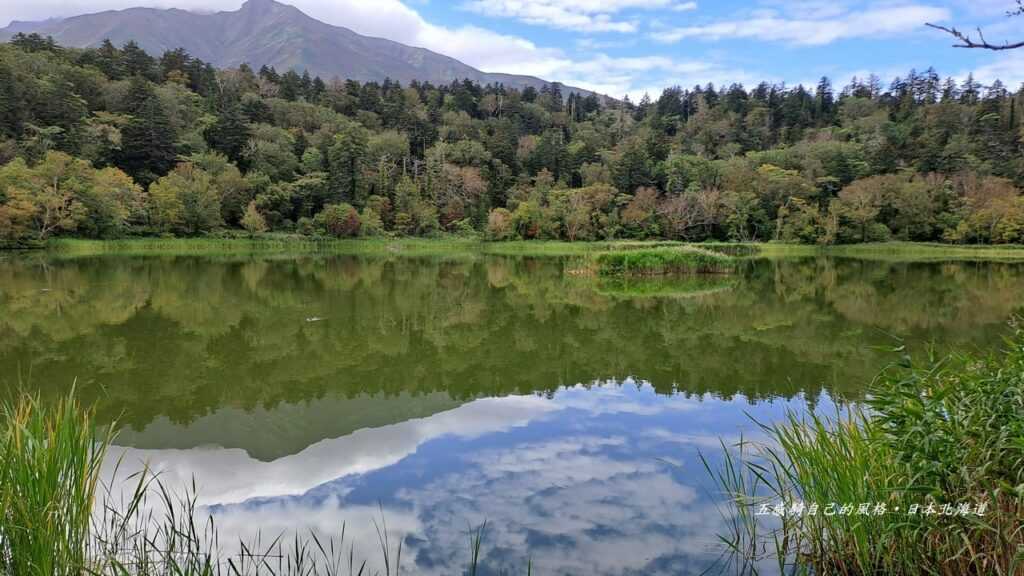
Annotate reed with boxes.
[0,392,531,576]
[0,391,114,576]
[707,328,1024,575]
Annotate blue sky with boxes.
[3,0,1023,98]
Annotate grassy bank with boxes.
[756,241,1024,261]
[709,329,1024,575]
[46,237,687,258]
[40,237,1024,262]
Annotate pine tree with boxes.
[814,77,835,126]
[204,105,251,165]
[0,62,23,139]
[122,41,157,80]
[328,124,369,205]
[279,70,302,101]
[95,39,123,80]
[118,78,176,184]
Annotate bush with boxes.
[359,207,385,237]
[240,201,267,235]
[487,207,514,240]
[315,202,360,237]
[595,247,735,276]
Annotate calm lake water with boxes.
[1,252,1021,574]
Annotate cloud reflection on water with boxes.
[102,381,796,574]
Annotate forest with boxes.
[0,32,1022,247]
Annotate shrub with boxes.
[316,202,360,237]
[487,208,514,240]
[240,200,267,235]
[595,247,735,276]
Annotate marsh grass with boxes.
[0,391,114,576]
[47,237,687,259]
[0,392,524,576]
[707,330,1024,575]
[595,247,736,276]
[756,241,1024,261]
[43,237,1024,265]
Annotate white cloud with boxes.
[0,0,843,106]
[651,4,952,45]
[462,0,698,33]
[530,52,767,100]
[0,0,573,79]
[964,51,1024,87]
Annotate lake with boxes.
[0,251,1020,575]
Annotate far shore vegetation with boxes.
[3,36,1024,254]
[32,237,1024,264]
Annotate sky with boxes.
[2,0,1023,99]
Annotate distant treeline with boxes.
[0,33,1022,246]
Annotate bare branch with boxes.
[926,22,1024,51]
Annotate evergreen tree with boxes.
[328,124,369,205]
[204,105,251,165]
[279,70,302,101]
[0,62,23,138]
[122,41,157,80]
[117,78,176,184]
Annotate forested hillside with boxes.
[1,33,1022,246]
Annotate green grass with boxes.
[46,237,688,258]
[0,391,114,576]
[595,246,737,276]
[756,241,1024,261]
[707,328,1024,575]
[40,237,1024,262]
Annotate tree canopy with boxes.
[1,36,1023,247]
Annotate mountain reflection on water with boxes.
[2,253,1022,574]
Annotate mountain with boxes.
[0,0,598,97]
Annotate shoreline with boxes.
[26,237,1024,261]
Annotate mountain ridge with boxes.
[0,0,600,97]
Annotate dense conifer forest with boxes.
[1,32,1022,246]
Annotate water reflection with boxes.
[1,253,1022,574]
[3,254,1019,432]
[106,382,800,575]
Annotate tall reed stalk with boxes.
[0,392,530,576]
[706,330,1024,575]
[0,392,115,576]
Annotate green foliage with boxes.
[317,202,361,237]
[1,39,1023,246]
[595,247,735,276]
[116,77,177,185]
[0,393,114,576]
[708,329,1024,575]
[328,123,369,205]
[240,200,267,235]
[148,163,223,235]
[0,151,142,244]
